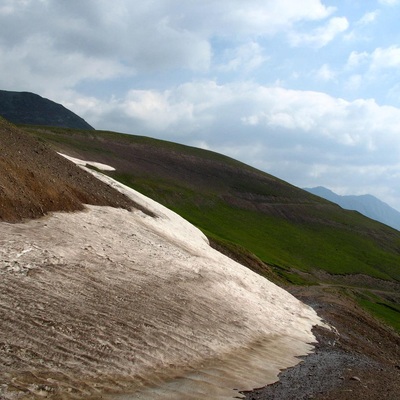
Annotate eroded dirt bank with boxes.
[0,119,135,222]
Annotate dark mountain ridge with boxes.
[0,89,94,130]
[305,186,400,231]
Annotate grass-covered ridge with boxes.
[23,127,400,283]
[23,125,400,284]
[21,124,400,332]
[354,290,400,333]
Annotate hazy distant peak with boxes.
[304,186,400,231]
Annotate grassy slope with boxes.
[358,298,400,332]
[22,125,400,332]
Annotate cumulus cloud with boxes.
[357,11,380,25]
[343,10,380,42]
[370,46,400,70]
[170,0,335,36]
[315,64,336,81]
[289,17,349,48]
[346,51,370,69]
[217,42,267,73]
[378,0,399,5]
[0,0,212,92]
[60,79,397,169]
[0,38,131,95]
[345,74,363,90]
[346,46,400,77]
[0,0,337,94]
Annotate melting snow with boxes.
[0,154,326,399]
[59,152,116,171]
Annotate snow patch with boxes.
[0,154,327,399]
[58,152,116,171]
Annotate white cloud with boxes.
[0,0,212,86]
[75,81,400,160]
[344,10,379,42]
[378,0,399,5]
[357,11,379,25]
[172,0,335,36]
[345,74,363,90]
[315,64,336,81]
[0,35,131,96]
[346,46,400,79]
[0,0,337,93]
[290,17,349,48]
[370,45,400,70]
[122,89,196,132]
[346,51,369,69]
[217,42,267,73]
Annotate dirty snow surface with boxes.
[58,153,116,171]
[0,159,324,399]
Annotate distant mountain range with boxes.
[304,186,400,231]
[0,89,94,130]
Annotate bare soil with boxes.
[0,118,135,222]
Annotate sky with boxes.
[2,0,400,210]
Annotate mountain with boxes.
[1,118,399,399]
[0,90,94,130]
[0,119,323,399]
[22,125,400,284]
[304,186,400,231]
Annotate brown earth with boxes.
[0,118,137,222]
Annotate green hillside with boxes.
[16,125,400,332]
[23,126,400,283]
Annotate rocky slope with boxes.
[0,118,135,222]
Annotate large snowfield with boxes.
[0,156,325,399]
